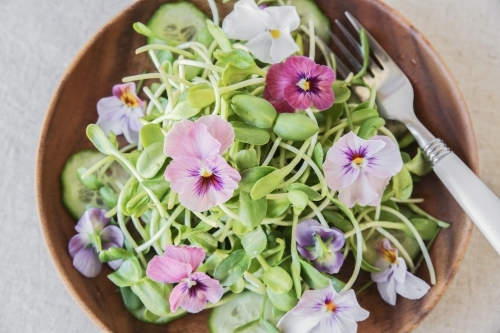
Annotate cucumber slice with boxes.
[61,149,129,219]
[146,2,208,45]
[209,292,280,333]
[290,0,331,43]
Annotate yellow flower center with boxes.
[120,88,140,107]
[270,29,281,39]
[325,301,337,313]
[375,243,399,264]
[297,79,311,91]
[200,167,213,177]
[352,157,364,166]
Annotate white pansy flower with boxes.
[222,0,300,64]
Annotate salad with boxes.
[61,0,450,332]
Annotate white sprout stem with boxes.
[116,178,147,267]
[146,84,166,115]
[175,59,225,73]
[219,78,266,95]
[261,213,288,225]
[391,197,424,203]
[207,0,219,26]
[190,44,221,81]
[308,19,316,60]
[192,212,219,228]
[80,155,114,179]
[218,217,233,242]
[135,44,195,59]
[209,75,222,116]
[131,216,149,241]
[301,195,331,220]
[320,120,349,144]
[143,86,164,113]
[306,201,328,227]
[218,203,240,221]
[380,206,436,285]
[261,137,282,166]
[123,73,161,82]
[378,126,399,145]
[178,55,186,93]
[149,209,164,255]
[375,227,415,270]
[184,209,191,227]
[136,205,185,253]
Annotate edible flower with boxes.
[96,82,144,144]
[222,0,300,64]
[371,239,430,305]
[68,208,124,278]
[296,219,345,274]
[163,115,241,212]
[323,132,403,208]
[277,285,369,333]
[265,56,335,112]
[146,245,224,313]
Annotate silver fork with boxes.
[333,12,500,255]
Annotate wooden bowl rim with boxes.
[35,0,478,332]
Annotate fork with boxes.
[332,12,500,255]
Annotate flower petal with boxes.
[72,246,102,278]
[365,174,391,207]
[96,97,127,123]
[245,31,275,64]
[323,157,360,192]
[284,56,316,80]
[298,245,318,260]
[164,120,220,160]
[191,272,224,304]
[277,310,321,333]
[376,278,397,306]
[170,282,208,313]
[295,219,322,247]
[371,262,393,283]
[146,255,192,284]
[121,123,140,144]
[338,172,379,208]
[313,249,344,274]
[310,64,336,87]
[164,156,204,194]
[393,258,407,284]
[262,6,300,31]
[164,245,206,271]
[263,86,295,113]
[396,272,430,300]
[266,63,289,99]
[102,242,123,270]
[291,285,334,317]
[310,87,334,111]
[68,234,89,258]
[365,135,403,178]
[112,83,142,106]
[75,208,109,234]
[334,289,370,321]
[269,27,300,64]
[320,314,357,333]
[196,115,235,154]
[222,0,267,41]
[100,225,124,247]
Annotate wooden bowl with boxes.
[36,0,477,332]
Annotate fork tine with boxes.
[329,30,363,73]
[344,11,391,64]
[335,20,363,58]
[334,54,350,79]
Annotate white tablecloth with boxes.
[1,0,498,331]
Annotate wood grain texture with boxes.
[35,0,478,332]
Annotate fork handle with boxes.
[424,140,500,255]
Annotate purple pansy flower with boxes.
[265,56,335,112]
[323,132,403,208]
[277,285,369,333]
[371,239,430,306]
[163,115,241,212]
[146,245,224,313]
[96,82,144,144]
[68,208,124,278]
[296,219,345,274]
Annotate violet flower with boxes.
[277,285,369,333]
[96,82,144,144]
[146,245,224,313]
[222,0,300,64]
[163,115,241,212]
[68,208,124,278]
[323,132,403,208]
[371,239,430,306]
[296,219,345,274]
[265,56,335,112]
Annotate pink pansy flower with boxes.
[222,0,300,64]
[68,208,124,278]
[277,285,369,333]
[164,115,241,212]
[265,56,335,112]
[96,82,144,144]
[371,239,430,306]
[323,132,403,208]
[146,245,224,313]
[296,219,345,274]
